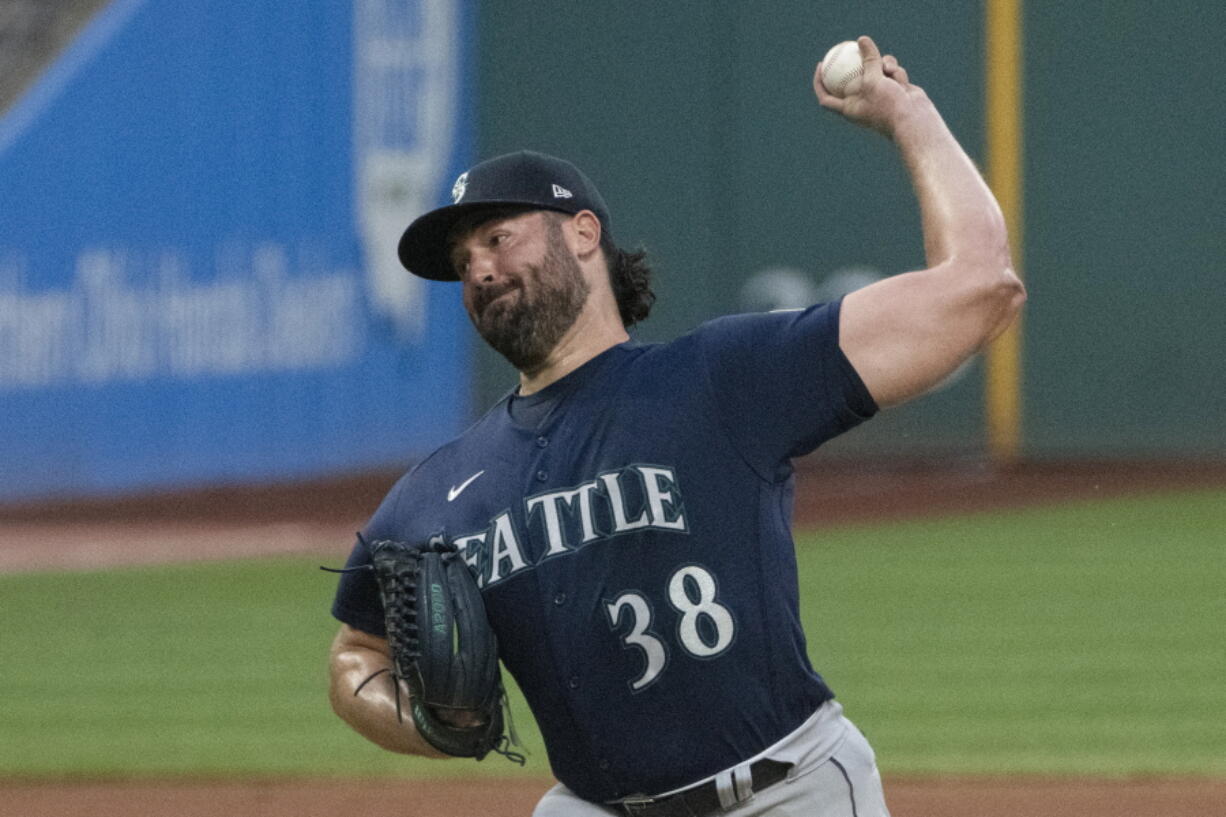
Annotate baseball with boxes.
[820,40,864,98]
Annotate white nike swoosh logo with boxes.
[447,470,485,502]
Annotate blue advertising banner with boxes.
[0,0,474,501]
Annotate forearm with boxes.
[328,627,447,758]
[823,37,1025,407]
[892,95,1008,270]
[886,94,1024,353]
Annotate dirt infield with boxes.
[4,775,1225,817]
[3,458,1224,815]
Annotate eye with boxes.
[488,232,509,248]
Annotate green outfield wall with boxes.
[474,1,1225,460]
[1022,4,1225,457]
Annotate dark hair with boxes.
[599,231,655,327]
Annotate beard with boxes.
[469,220,591,373]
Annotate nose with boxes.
[465,248,503,285]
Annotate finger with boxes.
[882,55,909,86]
[812,62,847,112]
[858,35,883,74]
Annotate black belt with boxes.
[616,758,792,817]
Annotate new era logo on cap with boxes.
[551,184,573,199]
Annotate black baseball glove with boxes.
[328,536,523,763]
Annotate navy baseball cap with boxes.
[398,150,613,281]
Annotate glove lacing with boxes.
[322,552,419,724]
[322,542,526,765]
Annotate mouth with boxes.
[474,284,520,318]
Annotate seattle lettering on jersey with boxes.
[453,464,688,588]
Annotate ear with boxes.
[568,210,603,260]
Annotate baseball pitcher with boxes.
[327,36,1025,816]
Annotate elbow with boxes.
[998,264,1026,318]
[944,249,1025,310]
[980,264,1026,344]
[940,252,1025,347]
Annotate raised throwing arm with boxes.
[815,36,1026,408]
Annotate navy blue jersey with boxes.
[332,299,877,802]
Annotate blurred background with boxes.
[2,0,1222,509]
[0,1,1223,815]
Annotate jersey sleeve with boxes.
[696,298,878,480]
[329,474,414,637]
[329,534,384,636]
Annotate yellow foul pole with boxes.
[984,0,1024,462]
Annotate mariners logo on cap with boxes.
[451,172,469,203]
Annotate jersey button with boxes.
[568,675,580,689]
[536,470,548,482]
[598,759,611,771]
[554,592,566,606]
[536,436,549,448]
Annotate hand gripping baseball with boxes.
[814,36,925,139]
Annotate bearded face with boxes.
[466,216,591,373]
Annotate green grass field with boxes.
[2,489,1222,780]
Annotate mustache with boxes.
[471,281,520,317]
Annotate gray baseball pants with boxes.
[533,701,892,817]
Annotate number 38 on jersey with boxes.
[604,564,736,691]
